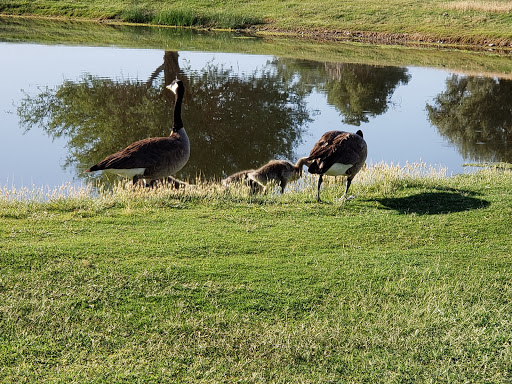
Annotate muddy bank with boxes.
[2,14,512,53]
[250,26,512,53]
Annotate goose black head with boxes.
[167,79,185,98]
[167,79,185,131]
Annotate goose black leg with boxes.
[343,177,355,200]
[344,178,352,197]
[317,174,323,202]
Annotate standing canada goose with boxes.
[222,170,264,194]
[247,157,309,194]
[307,130,367,202]
[85,79,190,185]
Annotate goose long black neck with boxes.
[173,91,184,132]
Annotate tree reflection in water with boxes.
[17,51,415,184]
[273,59,410,126]
[427,75,512,163]
[323,63,410,126]
[18,51,311,182]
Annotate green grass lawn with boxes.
[1,166,511,382]
[1,0,512,46]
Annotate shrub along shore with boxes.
[1,0,512,49]
[1,166,512,382]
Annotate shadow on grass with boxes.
[377,191,490,215]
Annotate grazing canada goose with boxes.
[247,157,309,194]
[85,79,190,185]
[307,130,367,202]
[222,170,264,194]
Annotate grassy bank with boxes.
[2,16,512,77]
[1,0,512,48]
[2,17,512,79]
[1,165,512,382]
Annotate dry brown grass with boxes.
[0,182,92,202]
[0,162,451,203]
[442,1,512,13]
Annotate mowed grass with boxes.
[1,164,512,382]
[1,0,512,45]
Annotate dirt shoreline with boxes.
[2,14,512,53]
[250,26,512,53]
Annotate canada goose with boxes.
[85,79,190,185]
[247,157,309,194]
[307,130,367,202]
[222,170,264,194]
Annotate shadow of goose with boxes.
[377,191,490,215]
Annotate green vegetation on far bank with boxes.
[2,16,512,81]
[1,0,512,48]
[1,166,511,382]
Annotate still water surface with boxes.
[2,40,511,189]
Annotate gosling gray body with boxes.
[248,157,309,193]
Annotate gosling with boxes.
[247,157,309,194]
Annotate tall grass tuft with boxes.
[0,182,93,202]
[0,161,458,222]
[120,7,155,24]
[154,9,200,27]
[357,161,448,195]
[0,162,453,207]
[119,7,263,29]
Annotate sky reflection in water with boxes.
[2,42,509,189]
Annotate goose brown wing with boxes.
[89,136,179,171]
[329,133,367,166]
[307,131,346,160]
[307,131,351,173]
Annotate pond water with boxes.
[2,23,512,189]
